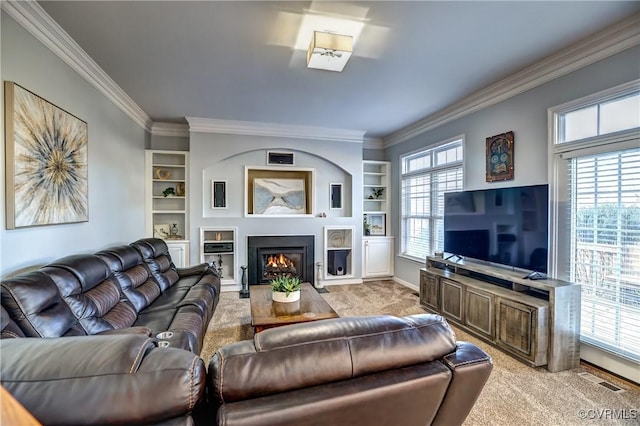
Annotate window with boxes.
[550,80,640,376]
[401,137,463,260]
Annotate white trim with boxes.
[392,276,419,292]
[151,122,189,138]
[1,1,152,131]
[186,117,365,143]
[385,14,640,147]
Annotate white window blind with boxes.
[401,138,463,260]
[568,148,640,361]
[550,80,640,373]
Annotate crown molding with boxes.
[151,122,189,137]
[186,117,365,143]
[2,1,153,132]
[384,14,640,147]
[363,137,385,149]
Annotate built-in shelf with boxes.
[200,227,238,286]
[323,226,354,281]
[145,150,190,267]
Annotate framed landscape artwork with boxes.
[4,82,88,229]
[253,178,306,215]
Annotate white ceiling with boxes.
[37,1,640,140]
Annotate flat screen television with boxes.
[443,184,549,274]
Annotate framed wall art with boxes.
[212,180,227,209]
[253,178,306,215]
[367,213,386,236]
[486,131,514,182]
[4,82,88,229]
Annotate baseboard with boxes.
[392,276,419,292]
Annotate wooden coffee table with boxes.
[250,282,339,333]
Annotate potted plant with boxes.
[270,275,301,303]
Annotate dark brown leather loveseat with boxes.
[208,313,492,426]
[0,237,220,424]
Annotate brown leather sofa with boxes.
[208,313,492,426]
[0,238,220,425]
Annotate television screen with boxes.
[443,184,549,274]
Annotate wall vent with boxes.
[267,151,294,165]
[577,372,625,393]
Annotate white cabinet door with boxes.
[363,237,393,278]
[167,241,189,268]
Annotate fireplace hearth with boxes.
[248,235,314,286]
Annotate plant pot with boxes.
[272,290,300,303]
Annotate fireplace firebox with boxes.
[248,235,314,286]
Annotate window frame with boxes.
[399,135,464,262]
[548,79,640,380]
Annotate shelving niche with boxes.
[200,227,238,286]
[145,150,189,267]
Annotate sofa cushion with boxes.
[1,270,86,337]
[131,238,180,291]
[44,254,137,334]
[95,245,162,312]
[209,314,457,403]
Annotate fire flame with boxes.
[267,253,293,268]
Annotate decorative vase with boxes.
[272,290,300,303]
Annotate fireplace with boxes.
[247,235,314,286]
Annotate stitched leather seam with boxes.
[130,338,152,373]
[217,351,226,403]
[188,355,197,410]
[443,355,491,369]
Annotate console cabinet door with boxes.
[464,287,494,339]
[441,279,463,323]
[420,271,439,311]
[495,297,546,364]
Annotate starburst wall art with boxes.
[4,82,88,229]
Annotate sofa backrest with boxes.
[1,270,86,337]
[130,238,179,291]
[43,254,137,334]
[0,305,25,339]
[95,245,162,313]
[209,314,457,403]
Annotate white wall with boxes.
[0,12,148,278]
[188,132,363,286]
[386,45,640,287]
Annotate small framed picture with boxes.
[330,183,343,209]
[368,214,386,236]
[212,180,227,209]
[153,224,170,239]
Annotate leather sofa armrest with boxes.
[432,342,493,426]
[0,335,206,425]
[176,263,208,277]
[97,326,152,336]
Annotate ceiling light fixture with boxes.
[306,31,353,72]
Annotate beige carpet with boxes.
[201,281,640,426]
